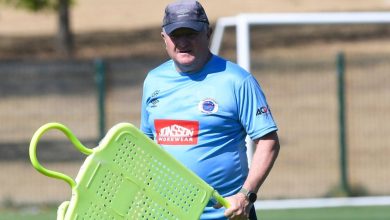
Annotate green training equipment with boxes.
[29,122,229,220]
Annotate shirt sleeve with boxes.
[237,75,278,140]
[140,81,154,139]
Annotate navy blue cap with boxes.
[162,0,209,35]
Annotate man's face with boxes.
[162,27,211,72]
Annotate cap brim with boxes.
[163,21,206,35]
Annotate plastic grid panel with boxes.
[96,170,123,207]
[113,134,203,216]
[125,190,179,220]
[82,202,116,220]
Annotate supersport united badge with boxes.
[198,98,219,114]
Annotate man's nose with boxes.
[174,36,191,47]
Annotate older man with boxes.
[140,1,280,219]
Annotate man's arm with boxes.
[243,131,280,194]
[223,131,280,219]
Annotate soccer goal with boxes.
[211,12,390,72]
[211,11,390,164]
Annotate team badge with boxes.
[198,98,218,114]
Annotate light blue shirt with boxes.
[140,55,277,219]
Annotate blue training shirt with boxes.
[140,55,277,220]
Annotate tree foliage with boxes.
[2,0,75,57]
[2,0,59,11]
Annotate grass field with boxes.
[1,206,389,220]
[260,206,390,220]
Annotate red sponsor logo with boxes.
[154,119,199,145]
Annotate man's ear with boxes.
[161,32,167,46]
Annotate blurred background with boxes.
[0,0,390,215]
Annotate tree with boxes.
[2,0,74,57]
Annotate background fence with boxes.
[0,25,389,206]
[249,50,390,199]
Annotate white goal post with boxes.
[210,12,390,165]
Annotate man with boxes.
[140,1,280,219]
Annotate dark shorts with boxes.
[249,205,257,220]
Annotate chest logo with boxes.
[198,98,218,114]
[150,90,160,108]
[154,119,199,145]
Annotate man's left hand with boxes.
[214,193,251,220]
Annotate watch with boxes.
[239,187,257,203]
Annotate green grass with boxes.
[0,205,389,220]
[0,209,56,220]
[259,206,390,220]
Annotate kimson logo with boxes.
[154,119,199,145]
